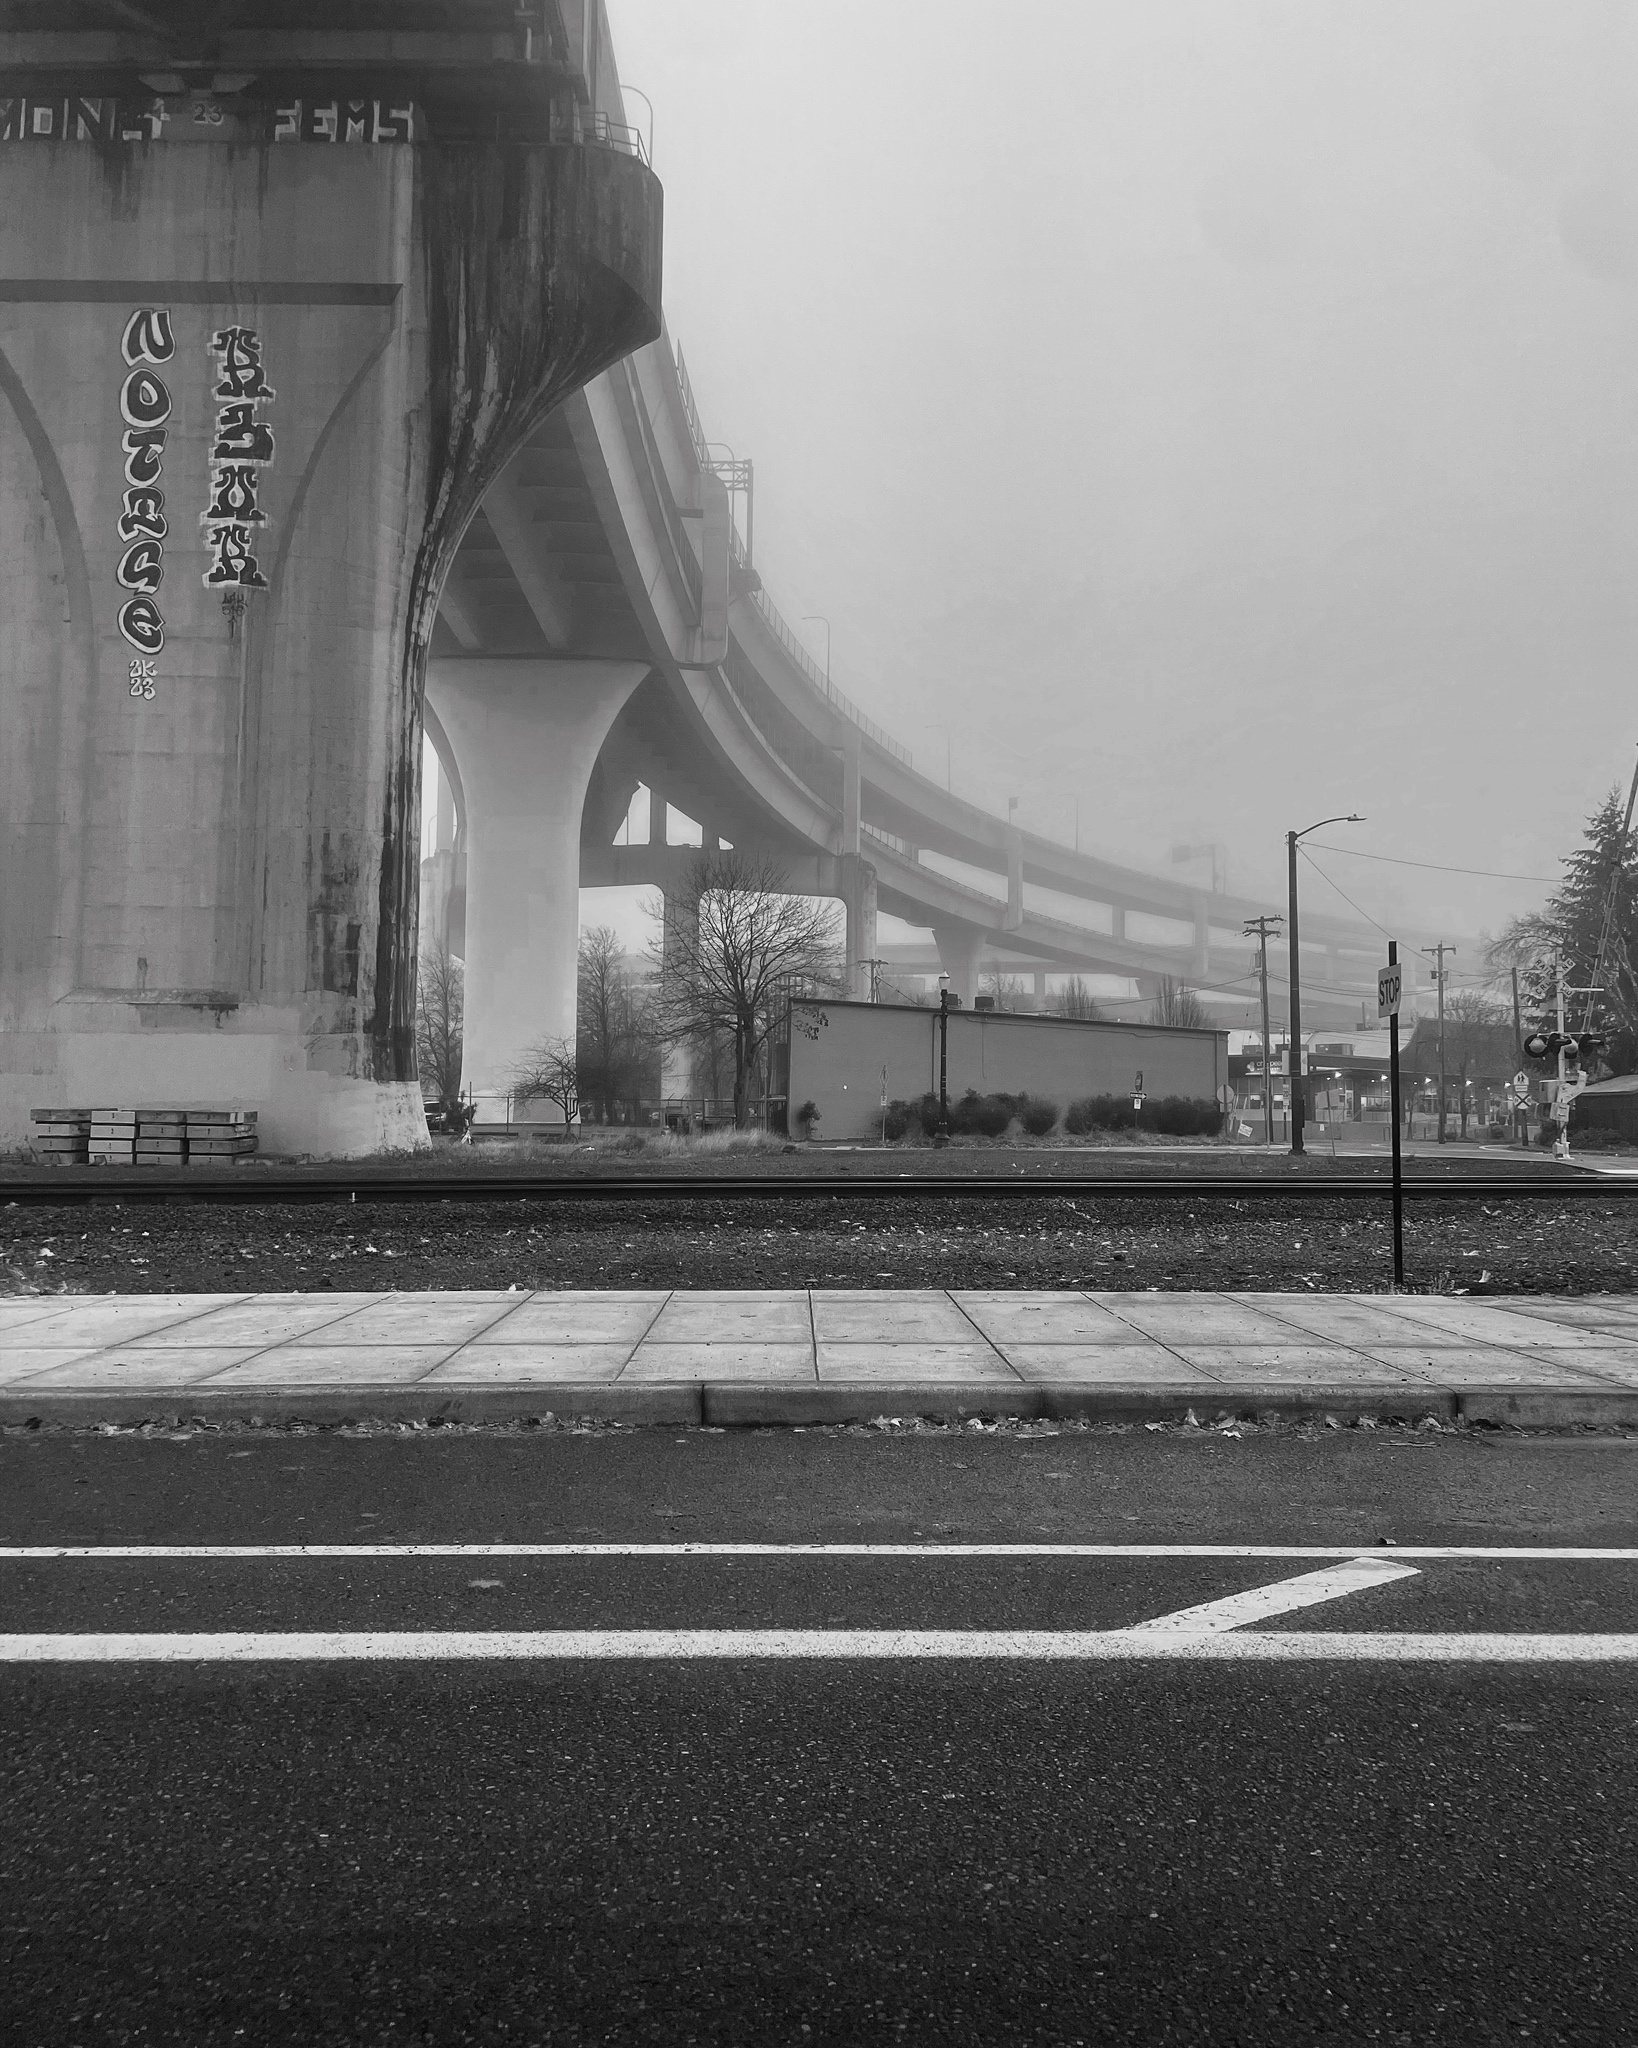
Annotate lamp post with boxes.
[800,615,831,692]
[1286,813,1364,1156]
[936,971,952,1143]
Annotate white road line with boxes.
[3,1544,1637,1561]
[1132,1556,1419,1634]
[2,1630,1636,1663]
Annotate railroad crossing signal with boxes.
[1523,1031,1606,1064]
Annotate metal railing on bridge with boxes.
[586,110,649,166]
[671,340,913,768]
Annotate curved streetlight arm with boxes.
[1294,812,1365,842]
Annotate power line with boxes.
[1298,846,1394,940]
[1305,841,1558,884]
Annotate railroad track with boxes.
[0,1171,1627,1206]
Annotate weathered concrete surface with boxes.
[427,655,652,1120]
[0,136,660,1155]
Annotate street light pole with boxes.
[936,973,951,1143]
[1287,813,1365,1156]
[801,615,831,692]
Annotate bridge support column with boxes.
[426,659,650,1123]
[933,923,986,1006]
[659,889,695,1115]
[1005,831,1025,933]
[842,856,878,1000]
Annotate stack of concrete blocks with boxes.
[186,1111,258,1163]
[88,1110,137,1166]
[29,1110,91,1166]
[135,1111,186,1166]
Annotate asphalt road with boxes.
[4,1429,1637,2045]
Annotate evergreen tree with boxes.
[1490,784,1638,1073]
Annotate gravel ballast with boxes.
[4,1192,1636,1296]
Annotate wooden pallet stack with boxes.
[185,1109,258,1162]
[29,1109,91,1165]
[135,1109,187,1165]
[88,1108,138,1165]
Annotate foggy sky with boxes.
[612,0,1638,964]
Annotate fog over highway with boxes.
[619,0,1638,939]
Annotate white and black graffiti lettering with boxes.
[271,99,416,144]
[119,367,172,428]
[121,307,175,368]
[203,326,275,591]
[210,327,275,402]
[115,307,172,667]
[118,599,165,657]
[117,488,168,543]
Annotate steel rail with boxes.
[0,1171,1626,1206]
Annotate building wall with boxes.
[788,1000,1228,1139]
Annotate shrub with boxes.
[795,1100,821,1137]
[917,1092,945,1134]
[1020,1098,1059,1136]
[882,1099,919,1141]
[1062,1093,1222,1136]
[1066,1094,1136,1133]
[950,1088,1011,1138]
[1145,1095,1224,1137]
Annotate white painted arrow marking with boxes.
[1132,1554,1420,1635]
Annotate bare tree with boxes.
[577,925,658,1122]
[1410,990,1514,1137]
[652,848,841,1127]
[1150,976,1208,1029]
[415,938,464,1117]
[981,970,1028,1012]
[1054,975,1103,1021]
[511,1036,579,1127]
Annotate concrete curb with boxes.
[0,1385,703,1428]
[1456,1388,1638,1430]
[5,1380,1625,1429]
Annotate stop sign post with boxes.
[1378,944,1404,1288]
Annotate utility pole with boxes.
[936,974,952,1143]
[1287,831,1303,1153]
[1420,943,1454,1143]
[1243,913,1283,1147]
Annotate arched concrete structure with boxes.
[0,8,663,1155]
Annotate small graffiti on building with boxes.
[0,96,166,143]
[116,306,174,672]
[202,327,275,592]
[272,100,417,144]
[0,93,419,145]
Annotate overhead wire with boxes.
[1297,845,1395,941]
[1304,842,1559,885]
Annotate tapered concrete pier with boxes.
[0,9,662,1154]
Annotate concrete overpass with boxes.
[0,2,662,1154]
[0,2,1457,1155]
[424,289,1448,1114]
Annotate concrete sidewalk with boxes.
[5,1289,1638,1427]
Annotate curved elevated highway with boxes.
[422,36,1455,1117]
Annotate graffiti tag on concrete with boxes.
[116,306,174,678]
[202,327,275,592]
